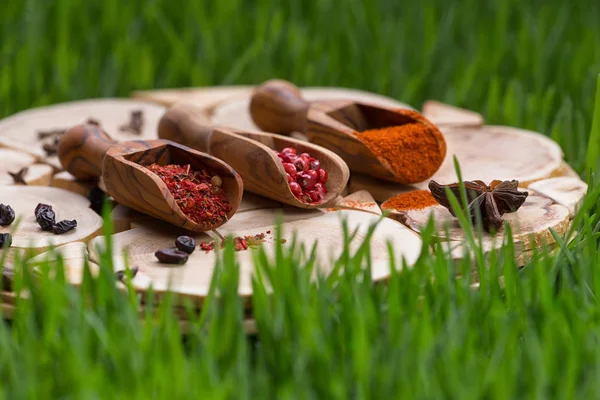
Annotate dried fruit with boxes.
[155,248,189,265]
[0,204,15,226]
[0,233,12,248]
[35,203,56,231]
[51,220,77,235]
[175,236,196,254]
[88,187,106,215]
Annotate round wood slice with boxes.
[51,171,98,196]
[0,186,104,258]
[88,208,423,306]
[26,242,99,286]
[0,149,54,186]
[131,86,255,108]
[528,177,588,218]
[348,173,419,202]
[411,125,564,190]
[323,190,382,215]
[391,193,570,251]
[0,99,166,167]
[421,100,484,128]
[208,88,414,132]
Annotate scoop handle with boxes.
[57,123,117,180]
[249,79,310,135]
[158,102,215,152]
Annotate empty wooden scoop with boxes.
[249,79,447,184]
[57,123,243,232]
[157,102,350,209]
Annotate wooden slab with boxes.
[0,186,104,258]
[0,99,167,168]
[392,193,570,251]
[421,100,484,128]
[88,208,423,306]
[528,177,588,218]
[0,148,54,186]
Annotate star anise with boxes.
[8,166,28,185]
[428,179,529,233]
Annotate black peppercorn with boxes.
[175,236,196,254]
[51,220,77,235]
[155,248,189,265]
[0,204,15,226]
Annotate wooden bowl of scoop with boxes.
[158,102,350,209]
[249,79,447,184]
[57,122,243,232]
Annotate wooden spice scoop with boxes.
[57,123,243,232]
[157,102,350,209]
[249,79,447,184]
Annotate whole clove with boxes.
[8,167,28,185]
[119,110,144,135]
[0,204,15,226]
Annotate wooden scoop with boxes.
[57,123,243,232]
[249,79,447,184]
[157,102,350,209]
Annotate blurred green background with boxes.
[2,0,599,172]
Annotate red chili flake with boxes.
[147,163,232,226]
[197,231,283,253]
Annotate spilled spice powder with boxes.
[357,111,446,184]
[147,163,231,226]
[381,190,439,211]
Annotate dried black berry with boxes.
[0,204,15,226]
[51,220,77,235]
[116,266,139,282]
[35,203,55,231]
[0,233,12,248]
[2,269,13,292]
[155,248,189,265]
[175,236,196,254]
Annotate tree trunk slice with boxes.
[26,242,100,287]
[411,125,564,189]
[528,177,588,218]
[348,173,419,202]
[0,186,104,257]
[0,99,166,168]
[421,100,484,128]
[390,193,570,251]
[51,171,99,196]
[88,209,423,306]
[323,190,382,215]
[0,149,54,186]
[131,86,256,107]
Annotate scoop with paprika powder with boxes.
[249,79,447,185]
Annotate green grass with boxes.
[1,0,600,398]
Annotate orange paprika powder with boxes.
[381,190,439,211]
[357,110,446,184]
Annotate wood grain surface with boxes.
[0,148,53,186]
[88,208,423,306]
